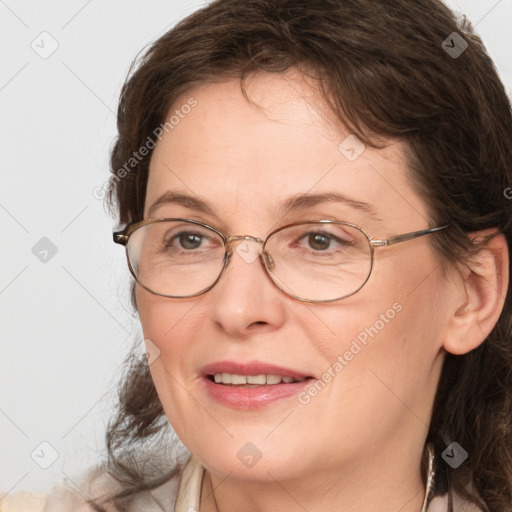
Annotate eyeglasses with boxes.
[113,218,449,303]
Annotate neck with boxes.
[200,441,428,512]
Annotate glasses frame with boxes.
[113,218,449,303]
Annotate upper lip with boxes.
[201,361,314,379]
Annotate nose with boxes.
[208,238,285,336]
[225,235,274,270]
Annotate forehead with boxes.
[145,69,429,232]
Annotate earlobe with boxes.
[443,231,509,356]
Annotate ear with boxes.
[443,230,509,355]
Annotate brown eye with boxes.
[177,232,203,249]
[296,230,354,252]
[308,233,331,251]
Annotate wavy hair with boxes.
[90,1,512,510]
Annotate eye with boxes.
[306,232,332,251]
[298,230,354,251]
[163,230,217,251]
[176,232,204,250]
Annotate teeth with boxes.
[212,373,306,386]
[247,374,266,385]
[231,374,246,385]
[266,374,281,385]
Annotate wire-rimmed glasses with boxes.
[113,218,449,303]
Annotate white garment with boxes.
[0,456,483,512]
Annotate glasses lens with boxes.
[127,220,225,297]
[264,222,372,301]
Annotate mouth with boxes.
[207,373,310,387]
[200,361,316,409]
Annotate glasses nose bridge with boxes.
[225,234,266,252]
[224,234,275,270]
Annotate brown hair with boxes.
[92,1,512,510]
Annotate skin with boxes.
[136,69,508,512]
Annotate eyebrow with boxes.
[147,191,382,222]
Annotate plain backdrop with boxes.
[1,0,511,494]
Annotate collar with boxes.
[174,455,205,512]
[173,455,451,512]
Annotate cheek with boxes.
[136,286,197,381]
[136,286,199,343]
[302,254,445,404]
[136,287,205,436]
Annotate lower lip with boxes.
[202,376,314,409]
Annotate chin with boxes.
[185,432,315,482]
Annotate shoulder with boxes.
[41,463,183,512]
[0,492,48,512]
[42,466,120,512]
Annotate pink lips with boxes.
[200,360,314,410]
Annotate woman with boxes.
[41,0,511,511]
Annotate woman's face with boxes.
[137,69,451,482]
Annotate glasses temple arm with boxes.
[370,225,450,247]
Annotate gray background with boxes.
[1,0,511,494]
